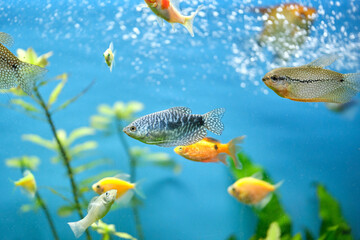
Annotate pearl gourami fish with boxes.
[68,190,117,238]
[174,136,245,169]
[0,32,47,94]
[144,0,203,37]
[123,107,225,147]
[262,55,360,103]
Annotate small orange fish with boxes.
[228,176,282,205]
[144,0,203,37]
[174,136,245,169]
[92,176,136,200]
[254,3,316,59]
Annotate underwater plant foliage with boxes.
[229,153,354,240]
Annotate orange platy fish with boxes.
[262,55,360,103]
[174,136,245,169]
[92,175,142,200]
[254,3,316,59]
[144,0,203,37]
[228,175,282,205]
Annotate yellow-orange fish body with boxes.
[92,177,135,200]
[262,55,360,103]
[228,177,276,205]
[144,0,202,37]
[174,136,244,169]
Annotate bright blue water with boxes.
[0,0,359,239]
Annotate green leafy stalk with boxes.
[33,88,92,240]
[115,119,144,240]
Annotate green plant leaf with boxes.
[265,222,280,240]
[22,134,55,150]
[73,158,111,175]
[114,232,137,240]
[48,78,67,108]
[70,141,98,156]
[58,205,77,217]
[11,99,40,112]
[5,156,40,171]
[291,233,302,240]
[45,187,72,203]
[67,127,95,145]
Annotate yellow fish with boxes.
[262,55,360,103]
[103,42,115,72]
[228,175,282,205]
[144,0,203,37]
[92,176,140,200]
[14,170,37,198]
[0,32,47,94]
[174,136,245,169]
[255,3,316,59]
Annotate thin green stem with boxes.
[115,120,144,240]
[33,88,92,240]
[19,165,60,240]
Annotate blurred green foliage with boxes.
[92,220,136,240]
[5,156,40,171]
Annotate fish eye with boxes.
[178,147,182,150]
[106,192,109,196]
[270,75,278,82]
[130,126,137,132]
[96,185,100,189]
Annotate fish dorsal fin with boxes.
[251,172,263,180]
[170,0,180,11]
[304,54,339,68]
[168,107,192,115]
[109,42,114,51]
[88,196,98,212]
[113,173,130,181]
[0,32,14,47]
[203,137,220,143]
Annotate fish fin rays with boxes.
[0,32,14,47]
[170,0,180,11]
[18,61,47,95]
[318,86,357,104]
[217,153,228,166]
[167,106,192,114]
[227,136,245,169]
[203,108,225,135]
[344,73,360,91]
[68,221,86,238]
[253,193,273,210]
[304,54,339,68]
[156,128,206,147]
[156,17,164,27]
[182,5,203,37]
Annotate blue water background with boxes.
[0,0,359,239]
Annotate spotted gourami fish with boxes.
[228,176,282,205]
[144,0,203,37]
[0,32,47,94]
[68,190,117,238]
[255,3,316,59]
[262,55,360,103]
[103,42,115,72]
[92,176,137,200]
[174,136,245,169]
[123,107,225,147]
[14,170,37,198]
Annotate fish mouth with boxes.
[108,189,117,198]
[123,127,129,135]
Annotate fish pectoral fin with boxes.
[217,153,228,166]
[253,193,273,210]
[318,86,357,104]
[156,16,164,27]
[304,54,339,68]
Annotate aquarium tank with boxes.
[0,0,359,240]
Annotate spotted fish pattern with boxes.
[0,32,47,95]
[262,54,360,103]
[123,107,225,147]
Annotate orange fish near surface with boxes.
[228,176,282,205]
[174,136,245,169]
[144,0,203,37]
[255,3,316,59]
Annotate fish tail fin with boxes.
[227,136,245,169]
[203,108,225,135]
[183,5,203,37]
[134,181,146,199]
[17,61,47,95]
[68,220,86,238]
[344,73,360,91]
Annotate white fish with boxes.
[68,190,117,238]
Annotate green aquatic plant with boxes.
[229,153,354,240]
[91,102,181,240]
[91,220,136,240]
[5,156,60,240]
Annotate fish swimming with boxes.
[92,176,141,200]
[123,107,225,147]
[0,32,47,94]
[262,55,360,103]
[228,175,282,205]
[68,190,117,238]
[103,42,115,72]
[174,136,245,169]
[144,0,203,37]
[254,3,316,59]
[14,170,37,198]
